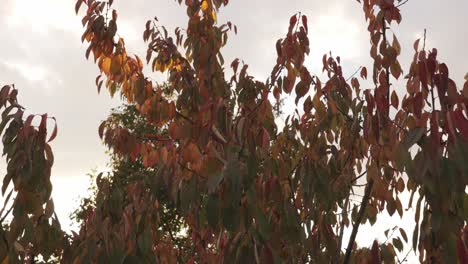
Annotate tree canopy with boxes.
[0,0,467,263]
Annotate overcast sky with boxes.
[0,0,467,261]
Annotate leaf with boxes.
[399,228,408,243]
[403,127,425,149]
[457,232,468,264]
[45,199,54,218]
[101,57,111,75]
[44,143,54,167]
[391,90,398,109]
[390,61,402,79]
[75,0,84,14]
[303,95,313,113]
[289,15,298,29]
[48,118,58,142]
[392,237,403,252]
[413,38,420,52]
[371,240,380,264]
[207,171,224,193]
[396,177,404,192]
[387,198,396,216]
[396,198,403,217]
[295,81,309,104]
[463,81,468,99]
[360,67,367,79]
[13,241,24,253]
[392,34,401,55]
[201,0,209,12]
[98,121,106,139]
[412,223,419,251]
[206,194,219,228]
[301,15,308,32]
[255,208,272,240]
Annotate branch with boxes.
[346,66,363,82]
[343,179,374,264]
[398,248,412,263]
[350,170,367,184]
[0,205,13,225]
[176,111,194,124]
[336,196,350,263]
[396,0,410,8]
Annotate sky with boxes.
[0,0,467,261]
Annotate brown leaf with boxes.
[391,90,399,109]
[392,34,401,55]
[413,38,420,52]
[360,67,367,79]
[371,240,381,264]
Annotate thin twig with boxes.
[398,248,412,263]
[422,29,427,51]
[0,205,13,224]
[396,0,410,8]
[350,170,368,184]
[346,66,363,82]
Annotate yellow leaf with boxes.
[212,10,217,22]
[2,256,9,264]
[101,57,111,75]
[201,0,209,12]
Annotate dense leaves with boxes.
[0,85,65,263]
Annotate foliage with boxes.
[0,0,467,263]
[0,85,65,262]
[71,104,190,261]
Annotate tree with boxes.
[0,0,467,262]
[71,104,190,262]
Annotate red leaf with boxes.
[371,240,381,264]
[276,39,282,58]
[391,90,398,109]
[418,61,428,91]
[98,121,106,139]
[273,86,281,101]
[414,92,423,118]
[301,15,308,33]
[458,230,468,264]
[360,67,367,79]
[24,114,35,128]
[289,15,298,28]
[48,117,58,142]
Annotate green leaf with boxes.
[206,194,219,228]
[399,228,408,243]
[254,208,272,241]
[403,127,425,149]
[392,237,403,252]
[442,235,457,264]
[137,227,152,254]
[222,205,239,232]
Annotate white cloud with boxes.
[4,0,78,34]
[4,61,47,82]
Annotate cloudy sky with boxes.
[0,0,467,260]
